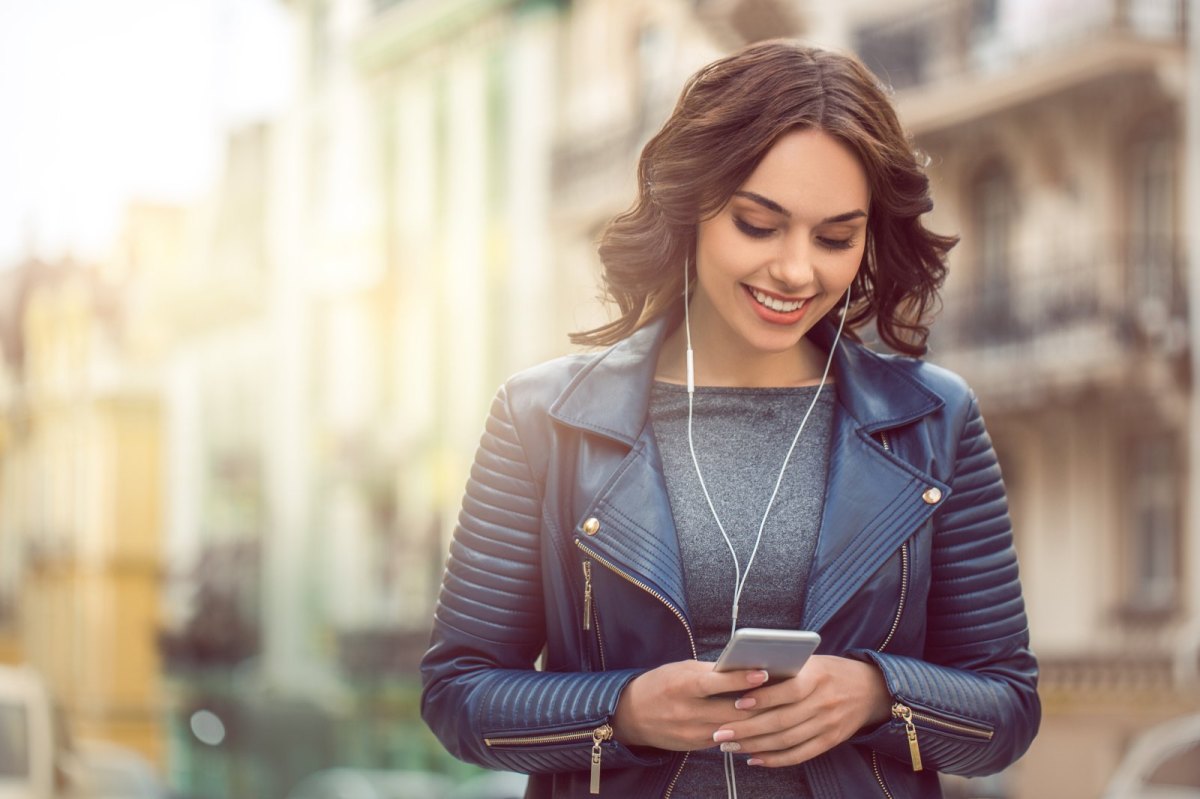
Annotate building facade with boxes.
[847,0,1196,795]
[0,205,179,764]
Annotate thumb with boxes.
[701,667,770,697]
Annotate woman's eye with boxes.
[818,237,855,251]
[733,218,774,239]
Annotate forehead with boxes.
[739,128,870,217]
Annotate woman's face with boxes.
[691,128,870,370]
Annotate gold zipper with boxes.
[590,724,614,794]
[910,708,994,740]
[485,723,614,795]
[593,600,607,671]
[583,561,594,631]
[892,703,923,772]
[582,559,608,670]
[871,751,895,799]
[877,540,909,652]
[575,541,697,659]
[880,430,891,452]
[663,752,689,798]
[484,726,607,747]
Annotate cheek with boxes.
[698,227,750,281]
[824,252,864,292]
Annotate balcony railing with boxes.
[932,238,1187,354]
[1039,651,1178,698]
[854,0,1186,92]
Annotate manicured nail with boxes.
[734,697,756,710]
[712,729,735,743]
[720,742,742,753]
[747,758,764,766]
[749,670,769,684]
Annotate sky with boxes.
[0,0,294,266]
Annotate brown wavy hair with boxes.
[572,40,957,356]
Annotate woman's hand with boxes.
[612,660,768,751]
[709,655,891,767]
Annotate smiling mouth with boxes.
[746,285,810,313]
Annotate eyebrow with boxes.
[733,190,867,224]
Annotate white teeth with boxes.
[751,288,805,313]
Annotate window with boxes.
[970,161,1016,339]
[1126,125,1177,319]
[855,21,928,91]
[1125,432,1180,614]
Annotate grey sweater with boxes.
[649,381,835,798]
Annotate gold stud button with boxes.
[582,517,601,536]
[922,487,942,505]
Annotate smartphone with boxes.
[713,628,820,679]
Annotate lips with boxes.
[743,284,812,325]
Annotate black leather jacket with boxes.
[421,317,1040,798]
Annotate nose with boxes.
[767,236,815,290]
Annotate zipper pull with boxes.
[590,724,613,794]
[892,703,923,772]
[582,561,593,631]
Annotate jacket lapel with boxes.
[801,323,950,633]
[800,403,950,633]
[549,316,954,633]
[550,318,691,617]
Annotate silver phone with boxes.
[713,628,821,679]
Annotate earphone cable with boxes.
[684,262,851,635]
[684,257,851,799]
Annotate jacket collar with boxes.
[549,314,945,440]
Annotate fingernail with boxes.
[720,742,742,753]
[712,729,735,743]
[734,697,756,710]
[747,758,764,766]
[749,670,769,684]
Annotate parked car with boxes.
[1103,713,1200,799]
[0,664,66,799]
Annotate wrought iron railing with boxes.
[854,0,1186,92]
[932,237,1187,352]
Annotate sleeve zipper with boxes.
[590,723,613,794]
[484,724,614,795]
[892,703,923,772]
[892,701,995,772]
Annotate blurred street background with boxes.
[0,0,1198,797]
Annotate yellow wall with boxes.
[6,270,167,767]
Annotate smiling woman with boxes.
[663,129,870,387]
[421,40,1040,799]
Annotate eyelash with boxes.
[733,217,774,239]
[733,217,856,250]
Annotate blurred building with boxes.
[0,201,183,764]
[848,0,1196,796]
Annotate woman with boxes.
[421,40,1040,798]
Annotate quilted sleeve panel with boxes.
[851,392,1040,776]
[420,384,658,774]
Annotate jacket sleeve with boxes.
[420,384,659,775]
[850,392,1041,776]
